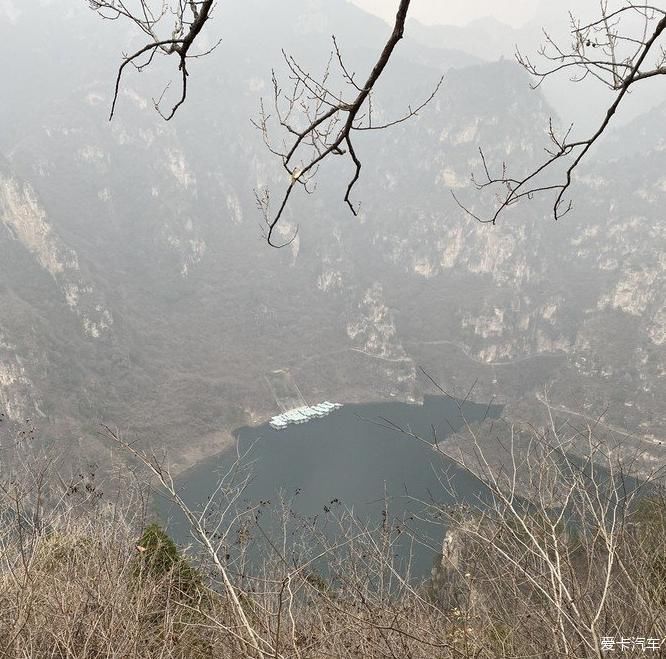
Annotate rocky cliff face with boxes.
[0,0,663,466]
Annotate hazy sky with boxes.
[349,0,540,27]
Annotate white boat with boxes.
[269,401,342,429]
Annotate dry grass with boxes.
[0,416,664,658]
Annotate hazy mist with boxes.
[0,0,664,479]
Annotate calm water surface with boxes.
[164,396,502,576]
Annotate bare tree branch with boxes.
[252,0,443,247]
[455,2,666,224]
[89,0,217,120]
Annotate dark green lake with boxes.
[163,395,502,576]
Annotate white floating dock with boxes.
[269,402,342,429]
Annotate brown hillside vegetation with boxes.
[0,415,664,658]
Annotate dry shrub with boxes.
[0,415,663,658]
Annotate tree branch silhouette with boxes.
[454,3,666,224]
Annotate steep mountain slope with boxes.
[0,0,663,468]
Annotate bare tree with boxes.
[1,408,665,656]
[454,2,666,224]
[385,384,666,657]
[102,426,275,657]
[99,396,666,658]
[101,425,461,658]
